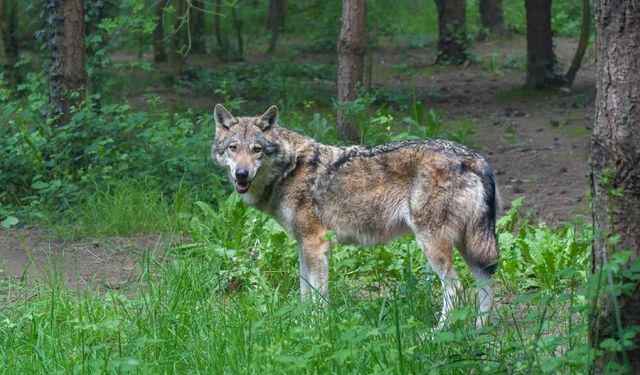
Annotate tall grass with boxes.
[0,196,605,374]
[54,179,195,239]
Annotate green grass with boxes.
[556,123,592,139]
[52,179,195,239]
[0,196,604,374]
[499,123,530,148]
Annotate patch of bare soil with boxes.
[0,228,169,299]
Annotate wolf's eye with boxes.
[251,145,262,153]
[228,144,238,152]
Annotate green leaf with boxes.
[31,181,49,190]
[1,216,19,229]
[432,331,456,343]
[274,354,302,364]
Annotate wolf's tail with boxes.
[466,159,500,278]
[480,160,500,231]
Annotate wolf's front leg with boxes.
[297,232,330,304]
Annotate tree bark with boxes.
[524,0,566,88]
[564,0,590,86]
[0,0,19,85]
[214,0,225,50]
[266,0,286,54]
[479,0,504,37]
[590,0,640,373]
[231,4,243,58]
[190,0,206,54]
[435,0,467,64]
[47,0,88,126]
[336,0,366,142]
[153,0,168,62]
[168,0,185,77]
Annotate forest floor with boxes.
[0,35,594,294]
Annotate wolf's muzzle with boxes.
[235,168,251,194]
[235,168,250,182]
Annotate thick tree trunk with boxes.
[153,0,168,62]
[336,0,366,142]
[190,0,206,54]
[435,0,467,64]
[524,0,566,88]
[590,1,640,373]
[0,0,19,85]
[48,0,88,126]
[479,0,504,36]
[266,0,286,54]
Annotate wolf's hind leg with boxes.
[416,233,461,328]
[460,229,499,327]
[298,232,330,304]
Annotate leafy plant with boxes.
[497,198,591,292]
[0,194,605,373]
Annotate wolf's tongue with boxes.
[236,181,249,193]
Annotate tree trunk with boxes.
[153,0,168,62]
[190,0,206,54]
[524,0,566,88]
[435,0,467,64]
[47,0,88,126]
[214,0,225,50]
[590,0,640,373]
[0,0,19,85]
[336,0,366,142]
[231,5,243,58]
[168,0,185,78]
[564,0,590,86]
[266,0,286,54]
[479,0,504,37]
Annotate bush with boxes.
[1,75,224,218]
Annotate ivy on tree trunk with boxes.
[435,0,467,64]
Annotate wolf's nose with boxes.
[235,168,249,182]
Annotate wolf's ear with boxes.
[256,106,279,131]
[214,104,236,129]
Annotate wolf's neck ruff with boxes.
[212,104,500,328]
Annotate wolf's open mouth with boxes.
[235,181,250,194]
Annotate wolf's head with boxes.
[212,104,283,195]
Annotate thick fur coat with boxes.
[212,104,499,327]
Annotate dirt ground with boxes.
[0,36,594,293]
[0,229,170,301]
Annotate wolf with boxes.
[212,104,499,327]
